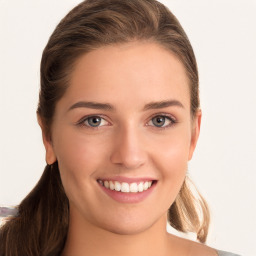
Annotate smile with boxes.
[97,177,157,203]
[97,179,153,193]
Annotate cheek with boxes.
[54,128,108,171]
[152,130,191,192]
[52,128,110,195]
[154,129,191,170]
[152,139,189,210]
[158,141,189,185]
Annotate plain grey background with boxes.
[0,1,255,255]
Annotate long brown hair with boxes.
[0,0,209,255]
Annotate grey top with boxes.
[217,250,241,256]
[0,207,18,217]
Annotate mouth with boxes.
[97,178,157,203]
[97,179,156,193]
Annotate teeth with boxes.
[104,180,109,189]
[130,182,138,193]
[143,181,149,190]
[114,181,121,191]
[121,182,130,193]
[109,181,115,190]
[99,180,154,193]
[138,182,144,192]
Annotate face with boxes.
[41,42,201,235]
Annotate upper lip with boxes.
[97,176,157,183]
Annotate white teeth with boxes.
[138,182,144,192]
[143,181,149,190]
[104,180,109,189]
[109,181,115,190]
[99,180,154,193]
[114,181,121,191]
[121,182,130,193]
[130,182,138,193]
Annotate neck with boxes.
[61,208,173,256]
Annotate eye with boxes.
[148,115,175,128]
[79,116,109,128]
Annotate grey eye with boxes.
[78,115,109,128]
[152,116,166,127]
[87,116,102,127]
[148,115,174,128]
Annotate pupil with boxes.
[89,117,101,127]
[153,116,165,127]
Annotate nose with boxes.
[110,126,147,170]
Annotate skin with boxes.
[39,42,217,256]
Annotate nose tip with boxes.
[109,130,147,170]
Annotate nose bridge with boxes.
[110,122,147,169]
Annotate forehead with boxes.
[60,42,190,111]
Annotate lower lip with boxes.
[98,182,157,204]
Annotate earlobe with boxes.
[188,110,202,160]
[44,141,57,165]
[37,114,57,165]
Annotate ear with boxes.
[188,109,202,161]
[37,114,57,165]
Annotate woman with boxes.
[0,0,241,255]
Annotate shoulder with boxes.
[167,234,218,256]
[166,233,241,256]
[216,250,242,256]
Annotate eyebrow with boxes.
[68,101,115,112]
[143,100,184,111]
[67,99,184,112]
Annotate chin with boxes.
[96,213,160,236]
[103,222,152,236]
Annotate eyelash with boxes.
[76,113,177,130]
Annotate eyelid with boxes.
[147,112,177,121]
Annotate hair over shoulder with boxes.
[0,1,209,255]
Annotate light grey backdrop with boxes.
[0,1,255,255]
